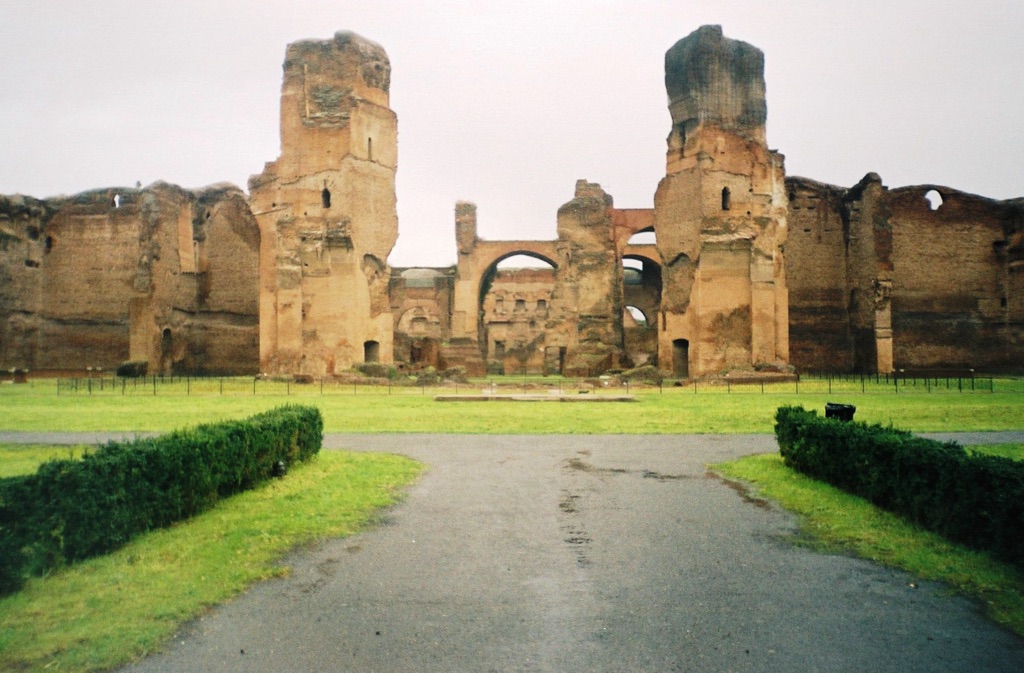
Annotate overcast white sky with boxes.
[1,1,1021,266]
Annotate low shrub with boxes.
[775,405,1024,567]
[0,405,322,595]
[620,364,663,383]
[354,363,395,379]
[116,361,148,378]
[442,366,469,383]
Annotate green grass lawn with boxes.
[0,444,89,477]
[0,449,423,673]
[2,379,1023,433]
[1,379,1022,671]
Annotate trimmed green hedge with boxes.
[775,405,1024,567]
[0,405,322,595]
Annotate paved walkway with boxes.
[4,432,1023,671]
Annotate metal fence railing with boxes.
[43,372,1015,397]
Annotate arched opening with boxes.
[925,189,943,211]
[479,252,558,375]
[622,255,661,367]
[394,301,443,369]
[363,340,380,363]
[367,137,373,161]
[627,228,657,246]
[672,338,689,378]
[321,187,332,208]
[721,187,731,211]
[624,305,648,327]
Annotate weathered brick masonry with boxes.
[1,26,1020,376]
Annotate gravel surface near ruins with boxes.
[5,432,1023,672]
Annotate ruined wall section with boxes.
[553,180,625,375]
[35,190,141,369]
[250,31,398,376]
[389,267,454,370]
[786,175,1024,373]
[0,195,58,368]
[482,267,555,374]
[0,184,258,373]
[785,177,854,370]
[1007,199,1024,337]
[654,25,788,377]
[888,187,1023,371]
[129,183,259,375]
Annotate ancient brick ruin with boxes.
[1,26,1021,377]
[249,31,398,377]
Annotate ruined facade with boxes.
[249,31,398,376]
[0,184,258,375]
[786,176,1024,373]
[1,26,1021,377]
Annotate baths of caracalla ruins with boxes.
[1,26,1022,379]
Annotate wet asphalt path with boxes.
[4,432,1023,671]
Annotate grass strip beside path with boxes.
[714,452,1024,637]
[0,450,423,673]
[2,386,1024,433]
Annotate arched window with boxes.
[721,187,731,211]
[321,187,331,209]
[367,137,373,161]
[924,189,943,211]
[363,340,379,363]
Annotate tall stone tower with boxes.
[654,25,789,377]
[249,31,398,376]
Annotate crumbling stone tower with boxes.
[249,31,398,376]
[653,25,789,377]
[552,180,627,375]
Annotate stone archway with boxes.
[449,239,560,375]
[478,253,558,374]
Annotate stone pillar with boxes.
[552,180,625,375]
[451,201,480,341]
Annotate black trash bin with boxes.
[825,402,856,422]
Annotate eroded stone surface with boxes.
[249,31,398,376]
[0,184,258,374]
[1,26,1021,378]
